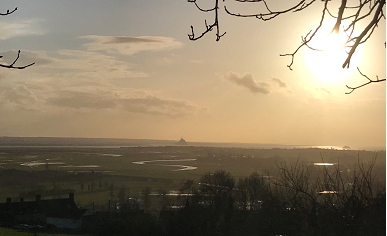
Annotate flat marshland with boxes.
[0,146,385,211]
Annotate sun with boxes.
[303,20,362,84]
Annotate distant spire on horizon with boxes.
[177,137,187,145]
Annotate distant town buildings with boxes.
[0,193,86,229]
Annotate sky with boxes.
[0,0,385,149]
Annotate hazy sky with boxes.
[0,0,385,149]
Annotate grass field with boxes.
[0,146,385,209]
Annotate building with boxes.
[177,138,188,145]
[0,193,86,229]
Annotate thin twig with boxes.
[0,7,17,16]
[0,50,35,69]
[345,67,386,94]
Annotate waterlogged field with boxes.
[0,146,385,211]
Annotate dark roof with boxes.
[0,195,86,219]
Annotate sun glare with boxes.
[303,20,362,84]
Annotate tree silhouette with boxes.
[199,170,235,209]
[271,157,385,235]
[0,7,34,69]
[142,186,152,212]
[188,0,386,93]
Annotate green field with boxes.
[0,146,385,210]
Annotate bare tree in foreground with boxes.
[272,157,385,235]
[0,7,34,69]
[188,0,386,93]
[175,160,384,235]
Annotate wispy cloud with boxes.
[0,19,46,40]
[0,48,197,118]
[119,95,196,117]
[189,59,203,64]
[317,87,331,94]
[47,90,196,117]
[271,78,287,88]
[0,49,148,88]
[0,83,40,111]
[80,35,183,55]
[155,57,173,66]
[53,49,148,80]
[47,90,116,110]
[296,84,336,106]
[225,72,271,94]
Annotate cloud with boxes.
[225,72,271,94]
[80,35,183,55]
[0,19,46,40]
[189,59,203,64]
[155,57,173,66]
[271,78,287,88]
[296,84,336,106]
[3,84,36,103]
[0,83,40,110]
[0,49,148,89]
[46,90,196,117]
[119,95,196,117]
[0,49,150,112]
[47,90,116,109]
[54,49,148,78]
[0,47,199,121]
[24,49,148,88]
[317,87,331,94]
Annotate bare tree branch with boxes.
[0,7,17,16]
[345,67,386,94]
[224,0,316,21]
[188,0,386,92]
[279,1,329,70]
[188,0,226,41]
[0,7,35,70]
[0,50,35,69]
[331,0,347,34]
[342,0,385,68]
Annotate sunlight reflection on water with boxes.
[60,165,100,168]
[319,191,339,194]
[313,163,336,166]
[20,161,65,167]
[132,159,197,171]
